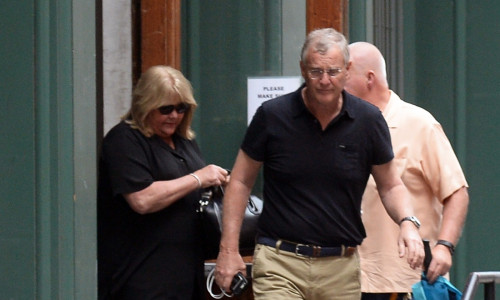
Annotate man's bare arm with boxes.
[426,186,469,282]
[215,150,262,291]
[372,160,424,270]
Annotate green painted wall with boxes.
[0,1,36,297]
[0,0,96,298]
[462,0,500,281]
[413,1,457,138]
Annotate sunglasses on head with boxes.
[157,103,190,115]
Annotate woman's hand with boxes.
[124,165,229,214]
[193,164,230,188]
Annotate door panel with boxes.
[0,1,36,298]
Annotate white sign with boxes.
[247,76,302,124]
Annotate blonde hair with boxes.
[123,65,198,140]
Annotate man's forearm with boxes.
[219,180,252,253]
[372,162,415,224]
[380,183,415,225]
[438,186,469,245]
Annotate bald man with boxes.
[345,42,469,300]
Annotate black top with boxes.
[97,121,206,299]
[242,85,393,246]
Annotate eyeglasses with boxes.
[157,103,190,115]
[307,67,343,79]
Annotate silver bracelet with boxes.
[189,173,202,188]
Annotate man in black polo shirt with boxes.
[215,28,424,300]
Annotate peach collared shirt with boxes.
[359,91,468,293]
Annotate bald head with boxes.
[349,42,387,83]
[345,42,390,109]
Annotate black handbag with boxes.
[198,186,263,260]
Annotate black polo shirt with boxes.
[242,86,393,246]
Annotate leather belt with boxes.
[257,236,356,258]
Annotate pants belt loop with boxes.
[275,239,282,255]
[313,245,321,257]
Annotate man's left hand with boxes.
[426,246,452,283]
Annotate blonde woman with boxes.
[98,66,229,299]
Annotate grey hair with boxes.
[300,28,350,66]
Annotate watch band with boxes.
[436,239,455,256]
[399,216,421,229]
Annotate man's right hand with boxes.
[398,222,425,269]
[215,246,247,293]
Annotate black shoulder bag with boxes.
[198,186,263,260]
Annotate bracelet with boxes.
[189,173,202,188]
[436,239,455,256]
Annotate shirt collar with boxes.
[382,90,404,128]
[292,84,355,121]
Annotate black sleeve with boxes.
[241,104,267,162]
[369,111,394,165]
[101,124,155,196]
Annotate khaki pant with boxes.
[252,243,361,300]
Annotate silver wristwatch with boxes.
[400,216,421,229]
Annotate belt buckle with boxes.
[295,244,307,257]
[295,244,322,257]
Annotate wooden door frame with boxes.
[306,0,349,35]
[137,0,348,74]
[138,0,181,73]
